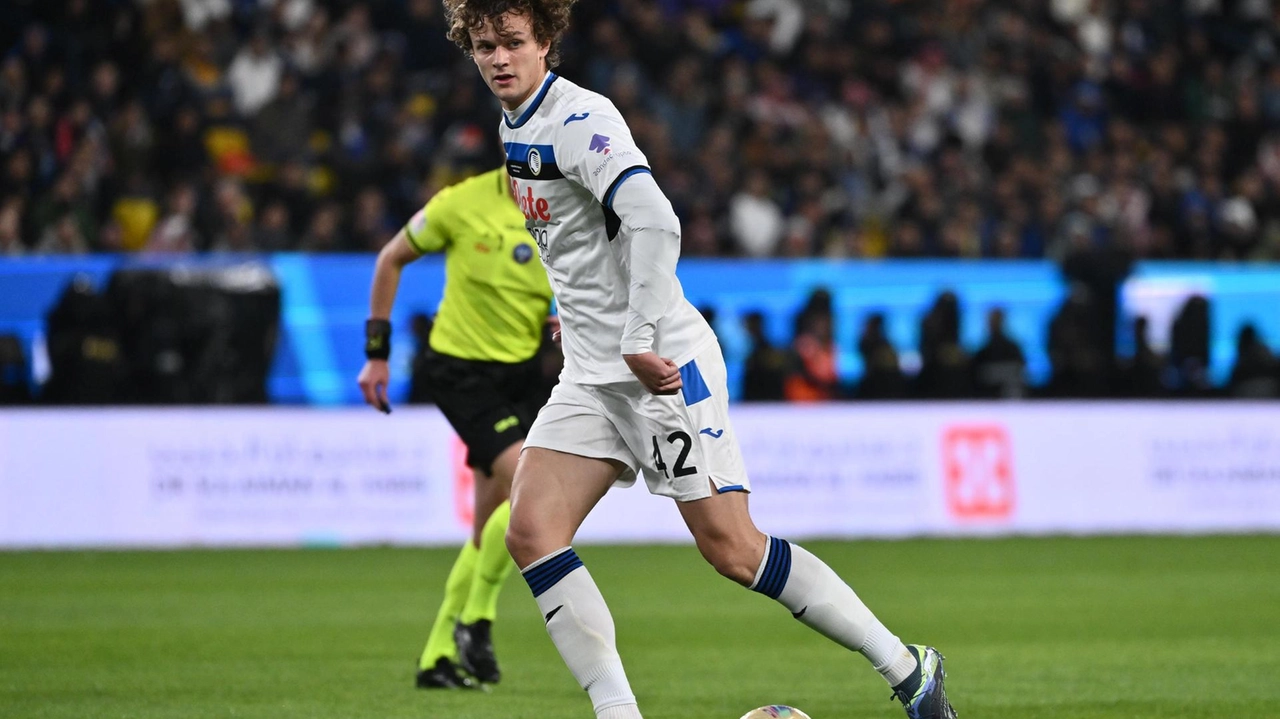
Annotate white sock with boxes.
[522,547,642,717]
[750,537,917,686]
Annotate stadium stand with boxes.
[1,0,1278,259]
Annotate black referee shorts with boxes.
[418,348,547,475]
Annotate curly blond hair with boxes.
[442,0,578,67]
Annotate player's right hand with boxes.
[357,360,392,414]
[623,352,682,396]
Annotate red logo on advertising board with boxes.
[942,425,1015,520]
[451,435,474,528]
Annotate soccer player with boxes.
[357,166,554,689]
[440,2,961,718]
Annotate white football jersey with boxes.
[500,72,715,384]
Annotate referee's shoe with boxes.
[415,657,478,690]
[454,619,501,684]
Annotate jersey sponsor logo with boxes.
[528,148,543,176]
[589,134,611,154]
[591,148,635,177]
[942,424,1016,520]
[512,243,534,264]
[510,178,552,222]
[699,427,724,439]
[563,112,590,125]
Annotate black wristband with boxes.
[365,319,391,360]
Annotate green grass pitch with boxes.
[2,535,1278,719]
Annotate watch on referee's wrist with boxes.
[365,319,391,360]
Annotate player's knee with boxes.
[504,514,540,568]
[696,533,760,586]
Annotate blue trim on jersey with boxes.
[716,484,746,494]
[679,359,712,406]
[503,142,558,165]
[522,548,583,598]
[505,73,558,130]
[604,167,653,209]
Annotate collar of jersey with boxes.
[503,72,558,130]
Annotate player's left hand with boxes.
[624,352,682,395]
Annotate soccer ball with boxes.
[739,706,812,719]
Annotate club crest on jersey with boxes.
[513,243,534,264]
[528,148,543,176]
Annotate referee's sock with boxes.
[750,537,917,687]
[419,540,477,668]
[460,500,515,624]
[523,547,642,719]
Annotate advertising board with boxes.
[2,404,1277,547]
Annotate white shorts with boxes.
[524,344,750,502]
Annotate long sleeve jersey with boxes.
[500,71,715,384]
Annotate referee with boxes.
[357,167,554,689]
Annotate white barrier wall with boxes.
[2,404,1278,548]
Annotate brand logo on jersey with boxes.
[409,208,427,235]
[511,178,551,222]
[699,428,725,439]
[564,112,590,125]
[528,148,542,176]
[512,243,534,264]
[589,134,611,154]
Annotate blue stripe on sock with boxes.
[769,537,791,597]
[752,537,792,600]
[773,537,789,594]
[522,549,584,597]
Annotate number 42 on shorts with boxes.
[651,432,698,478]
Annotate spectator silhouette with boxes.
[785,289,838,401]
[1169,295,1212,396]
[1115,316,1166,397]
[0,334,29,404]
[971,308,1027,399]
[1228,324,1279,398]
[856,312,905,399]
[916,291,972,398]
[1046,288,1109,397]
[699,306,721,347]
[740,311,786,402]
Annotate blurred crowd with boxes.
[734,287,1280,401]
[3,0,1280,258]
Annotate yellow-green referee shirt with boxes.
[404,168,553,363]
